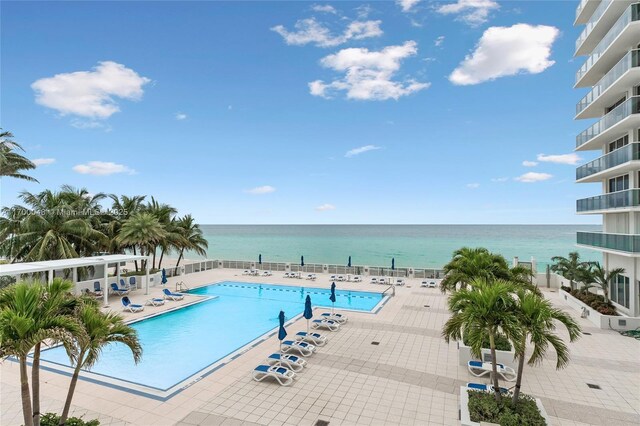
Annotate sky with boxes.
[1,0,602,224]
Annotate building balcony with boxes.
[576,49,640,119]
[575,0,632,57]
[576,143,640,182]
[577,189,640,213]
[575,3,640,87]
[577,231,640,254]
[576,0,602,25]
[575,96,640,150]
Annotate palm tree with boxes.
[107,194,146,269]
[511,290,581,404]
[581,262,624,303]
[59,302,141,425]
[0,130,38,182]
[550,252,590,291]
[442,278,523,402]
[144,198,177,269]
[117,212,167,270]
[0,282,76,426]
[174,214,208,270]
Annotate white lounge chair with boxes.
[252,365,296,386]
[311,319,340,332]
[121,297,144,313]
[370,277,378,284]
[353,276,362,282]
[295,331,328,346]
[262,270,272,277]
[145,298,165,307]
[330,275,337,281]
[284,272,291,278]
[396,278,405,286]
[466,382,509,394]
[242,270,250,275]
[337,275,345,281]
[306,274,317,281]
[163,288,185,301]
[266,353,307,372]
[468,360,516,381]
[281,340,315,356]
[320,312,348,324]
[420,280,428,287]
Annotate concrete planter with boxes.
[560,289,640,331]
[458,342,517,370]
[459,387,551,426]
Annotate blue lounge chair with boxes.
[252,364,295,386]
[128,276,137,291]
[468,360,516,381]
[93,281,103,296]
[466,382,508,394]
[145,298,165,306]
[266,353,307,372]
[110,283,129,295]
[281,340,315,356]
[121,296,144,313]
[320,312,348,323]
[312,318,340,331]
[163,288,184,301]
[295,331,328,346]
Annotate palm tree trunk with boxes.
[176,249,184,270]
[60,354,84,425]
[158,247,165,269]
[32,343,41,426]
[19,356,34,426]
[570,279,575,291]
[489,333,502,403]
[512,340,526,405]
[133,246,139,272]
[152,247,157,270]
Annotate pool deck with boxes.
[1,269,639,426]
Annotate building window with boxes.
[608,174,629,192]
[608,135,629,153]
[610,275,630,308]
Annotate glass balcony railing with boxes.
[576,49,640,116]
[576,143,640,179]
[577,189,640,212]
[576,0,614,52]
[577,231,640,252]
[576,96,640,148]
[577,0,590,19]
[576,3,640,84]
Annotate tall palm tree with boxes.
[144,198,177,269]
[440,247,512,293]
[107,194,147,269]
[442,278,523,402]
[117,212,167,270]
[550,252,590,291]
[0,130,38,182]
[581,262,625,303]
[0,282,76,426]
[511,290,581,404]
[59,303,141,425]
[174,214,208,270]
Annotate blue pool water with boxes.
[40,282,384,391]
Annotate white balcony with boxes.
[576,0,602,25]
[576,142,640,182]
[575,0,632,57]
[575,96,640,151]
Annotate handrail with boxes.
[382,285,395,296]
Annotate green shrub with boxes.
[463,333,512,351]
[41,413,100,426]
[560,285,571,293]
[566,288,618,315]
[468,390,546,426]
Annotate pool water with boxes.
[40,282,384,392]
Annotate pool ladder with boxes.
[176,281,190,292]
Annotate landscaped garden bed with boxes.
[560,286,617,315]
[466,389,547,426]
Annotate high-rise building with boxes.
[574,0,640,316]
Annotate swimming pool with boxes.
[39,281,386,398]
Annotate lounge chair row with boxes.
[370,277,405,285]
[420,280,438,288]
[243,270,273,276]
[121,289,186,313]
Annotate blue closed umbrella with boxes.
[278,310,287,352]
[330,282,336,314]
[304,295,313,332]
[348,256,352,268]
[391,258,395,270]
[259,254,262,265]
[161,268,167,285]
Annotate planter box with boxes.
[560,289,640,331]
[458,342,517,370]
[459,387,551,426]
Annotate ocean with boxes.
[191,225,602,272]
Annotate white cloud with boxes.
[245,185,276,195]
[435,0,500,26]
[175,112,187,120]
[31,61,150,119]
[72,161,135,176]
[522,160,538,167]
[32,158,56,166]
[355,4,373,19]
[312,4,337,14]
[345,145,381,157]
[309,41,430,101]
[467,183,480,189]
[537,153,582,165]
[271,18,382,48]
[316,203,336,211]
[491,177,509,182]
[397,0,421,13]
[515,172,552,183]
[449,24,559,85]
[434,36,445,47]
[70,119,106,130]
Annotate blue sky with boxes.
[1,0,601,224]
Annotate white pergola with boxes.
[0,254,151,307]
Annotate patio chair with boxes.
[295,331,328,346]
[121,296,144,313]
[266,353,307,372]
[252,365,296,386]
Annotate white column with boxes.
[145,257,150,295]
[103,262,109,308]
[116,263,121,288]
[72,267,78,295]
[48,269,54,284]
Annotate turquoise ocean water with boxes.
[192,225,602,272]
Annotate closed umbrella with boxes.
[300,255,305,277]
[347,256,352,268]
[278,310,287,353]
[304,295,313,332]
[330,282,336,314]
[391,258,395,277]
[161,268,167,285]
[259,254,262,265]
